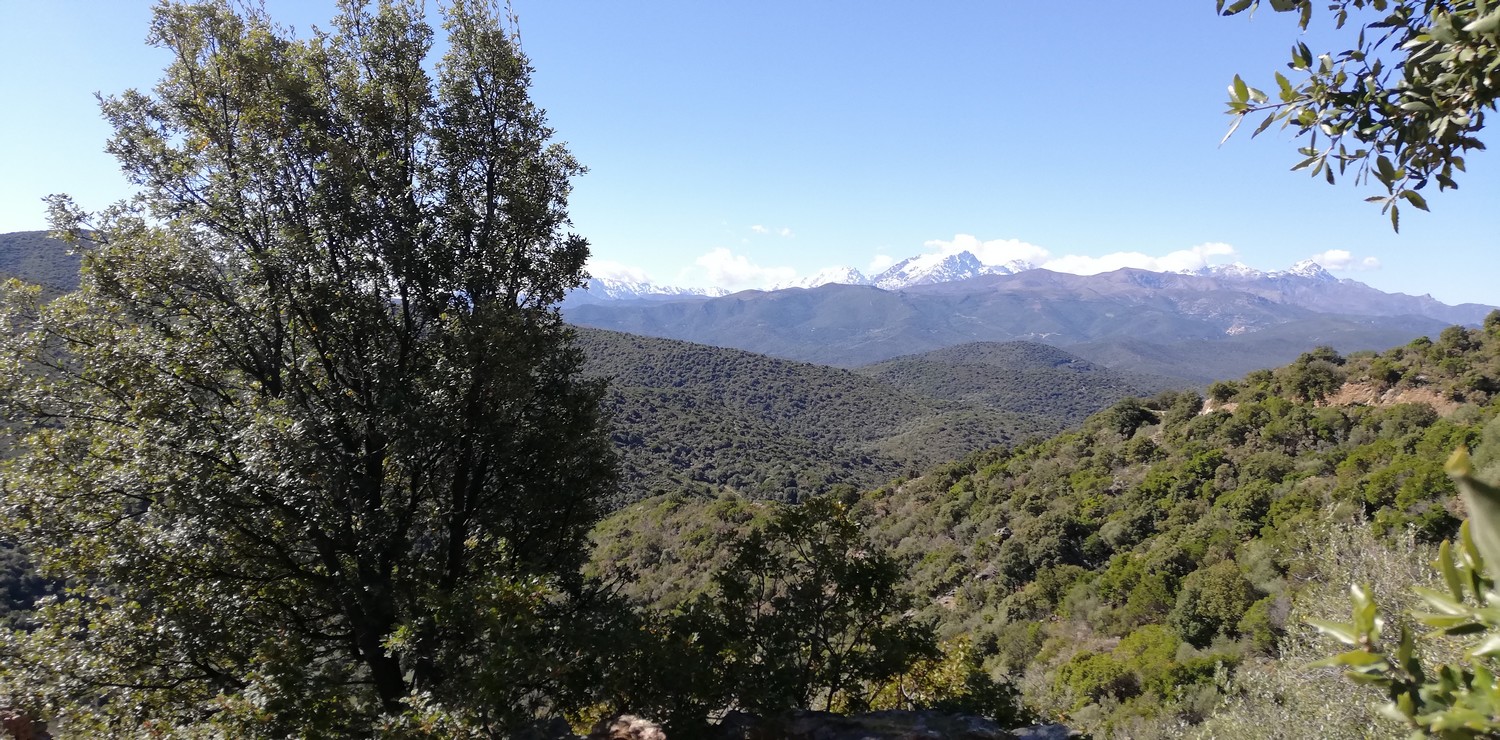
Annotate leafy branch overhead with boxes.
[1218,0,1498,230]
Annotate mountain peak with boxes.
[1273,260,1336,282]
[872,250,1024,289]
[774,266,870,290]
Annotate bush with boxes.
[1170,560,1257,648]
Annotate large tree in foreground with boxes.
[1219,0,1497,229]
[0,0,616,733]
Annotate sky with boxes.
[1,2,1496,306]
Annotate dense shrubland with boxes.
[591,314,1500,735]
[576,328,1160,507]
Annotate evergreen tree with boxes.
[0,0,616,733]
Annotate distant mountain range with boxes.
[6,229,1491,385]
[566,261,1495,382]
[570,246,1491,317]
[565,277,730,305]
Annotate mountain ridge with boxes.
[566,267,1469,380]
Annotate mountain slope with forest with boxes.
[0,231,80,296]
[592,314,1500,736]
[575,328,1169,505]
[857,341,1178,419]
[0,231,1171,508]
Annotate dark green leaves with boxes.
[1220,0,1498,227]
[0,0,618,733]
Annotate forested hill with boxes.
[575,328,1170,505]
[0,231,79,296]
[857,341,1177,420]
[592,314,1500,736]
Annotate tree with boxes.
[0,0,616,734]
[1219,0,1498,229]
[671,496,936,721]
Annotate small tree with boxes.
[0,0,615,734]
[676,495,937,718]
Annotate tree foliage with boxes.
[0,0,616,733]
[1219,0,1498,228]
[677,495,937,716]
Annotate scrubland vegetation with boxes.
[4,0,1500,736]
[593,318,1500,735]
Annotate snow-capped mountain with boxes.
[1271,259,1337,282]
[565,277,729,306]
[1190,262,1265,280]
[1189,260,1336,283]
[568,252,1489,328]
[869,250,1031,290]
[773,266,871,290]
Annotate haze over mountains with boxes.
[566,246,1493,382]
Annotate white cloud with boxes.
[586,258,653,284]
[693,248,796,290]
[1311,249,1381,271]
[867,254,896,273]
[921,234,1051,266]
[749,224,793,238]
[1040,242,1238,275]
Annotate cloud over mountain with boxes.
[1040,242,1237,275]
[692,247,796,290]
[1310,249,1381,272]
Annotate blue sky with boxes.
[2,2,1496,305]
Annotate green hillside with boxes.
[576,328,1169,505]
[857,341,1180,419]
[591,315,1500,736]
[0,231,80,295]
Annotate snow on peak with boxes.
[772,266,871,290]
[1191,262,1266,280]
[873,250,991,289]
[582,277,728,300]
[1272,260,1336,282]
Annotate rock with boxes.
[589,714,668,740]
